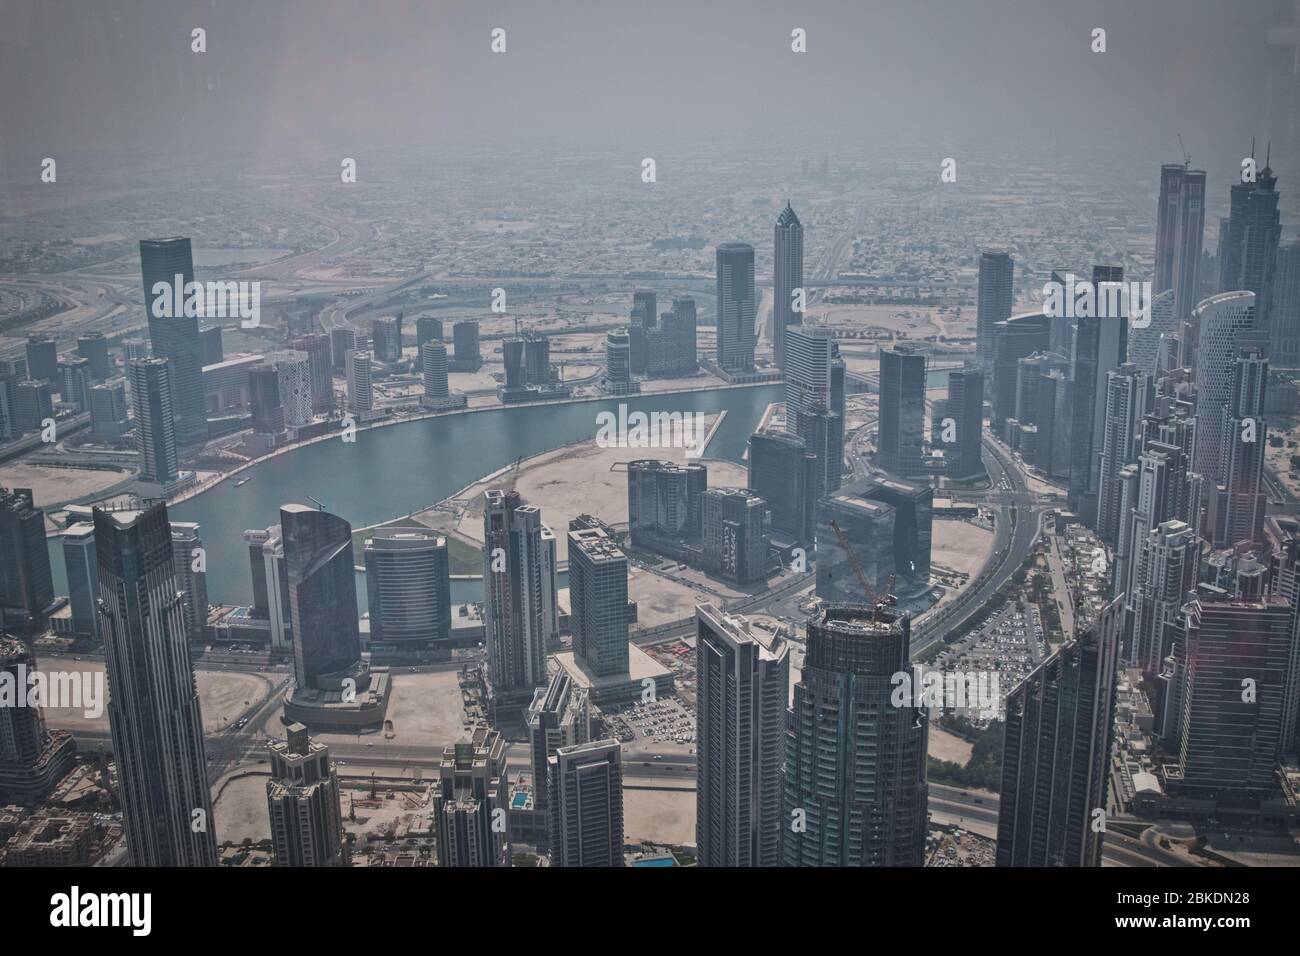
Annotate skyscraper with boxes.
[773,202,804,368]
[527,671,590,811]
[95,502,217,866]
[280,504,364,691]
[996,597,1121,867]
[976,251,1014,383]
[139,237,207,444]
[782,604,928,866]
[61,522,99,640]
[345,349,372,417]
[289,332,334,414]
[170,521,209,640]
[1191,291,1257,491]
[248,363,286,436]
[436,727,508,867]
[993,313,1051,432]
[416,316,443,349]
[76,331,111,381]
[1154,163,1207,341]
[1127,519,1198,675]
[266,723,348,867]
[371,316,401,363]
[747,429,818,542]
[695,604,789,867]
[548,739,624,867]
[420,339,451,405]
[567,527,629,677]
[605,329,633,394]
[626,459,708,545]
[482,490,558,708]
[88,382,128,440]
[1096,363,1152,544]
[1176,587,1296,798]
[451,319,481,370]
[0,487,54,632]
[1273,239,1300,369]
[199,325,224,367]
[330,327,356,370]
[715,243,756,371]
[1128,288,1179,376]
[878,344,926,477]
[785,325,845,492]
[0,637,76,805]
[24,334,57,383]
[264,350,312,427]
[944,367,985,480]
[364,528,452,656]
[1207,338,1269,548]
[1217,160,1282,354]
[128,358,179,486]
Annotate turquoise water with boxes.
[47,384,780,608]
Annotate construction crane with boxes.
[1177,133,1191,170]
[307,495,327,511]
[829,519,895,619]
[503,455,523,494]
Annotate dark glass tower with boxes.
[280,504,363,689]
[976,251,1014,384]
[878,345,926,477]
[782,604,928,866]
[0,487,54,632]
[139,237,207,444]
[95,502,217,866]
[715,243,756,371]
[996,597,1121,867]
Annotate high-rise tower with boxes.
[773,202,804,368]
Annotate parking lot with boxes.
[604,698,696,750]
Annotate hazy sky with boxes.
[0,0,1292,175]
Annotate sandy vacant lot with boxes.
[310,669,470,753]
[623,782,695,847]
[41,661,275,736]
[0,462,130,509]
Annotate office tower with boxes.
[1128,288,1178,376]
[996,597,1121,867]
[87,382,128,440]
[198,325,224,367]
[246,525,292,651]
[371,316,401,363]
[61,522,99,640]
[548,739,624,867]
[644,297,699,378]
[815,488,895,601]
[436,727,509,867]
[345,349,372,417]
[701,488,769,584]
[878,344,926,476]
[1273,240,1300,369]
[139,238,207,444]
[605,329,632,393]
[503,338,526,390]
[1014,352,1068,430]
[715,243,756,371]
[266,723,347,867]
[1154,163,1207,337]
[420,339,451,406]
[482,490,558,706]
[280,504,364,691]
[1176,588,1296,798]
[523,333,550,385]
[60,357,93,412]
[629,290,657,375]
[1191,291,1256,491]
[76,332,111,381]
[264,350,312,427]
[1271,530,1300,754]
[1036,368,1072,479]
[626,459,708,545]
[16,380,54,435]
[567,528,629,677]
[747,429,818,542]
[945,367,985,479]
[0,374,18,440]
[1067,272,1129,522]
[24,334,58,383]
[289,332,334,413]
[416,316,443,350]
[1207,339,1269,548]
[94,502,217,866]
[0,637,76,805]
[795,401,843,500]
[128,358,179,486]
[452,319,481,369]
[785,325,845,491]
[782,604,927,866]
[993,313,1051,431]
[1096,364,1152,544]
[0,488,54,632]
[976,251,1014,382]
[695,604,789,867]
[329,326,356,370]
[168,522,208,641]
[1127,520,1198,675]
[122,339,150,362]
[248,363,287,435]
[1218,160,1282,350]
[527,671,590,810]
[363,527,451,654]
[860,477,933,586]
[773,202,804,368]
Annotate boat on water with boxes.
[234,476,252,487]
